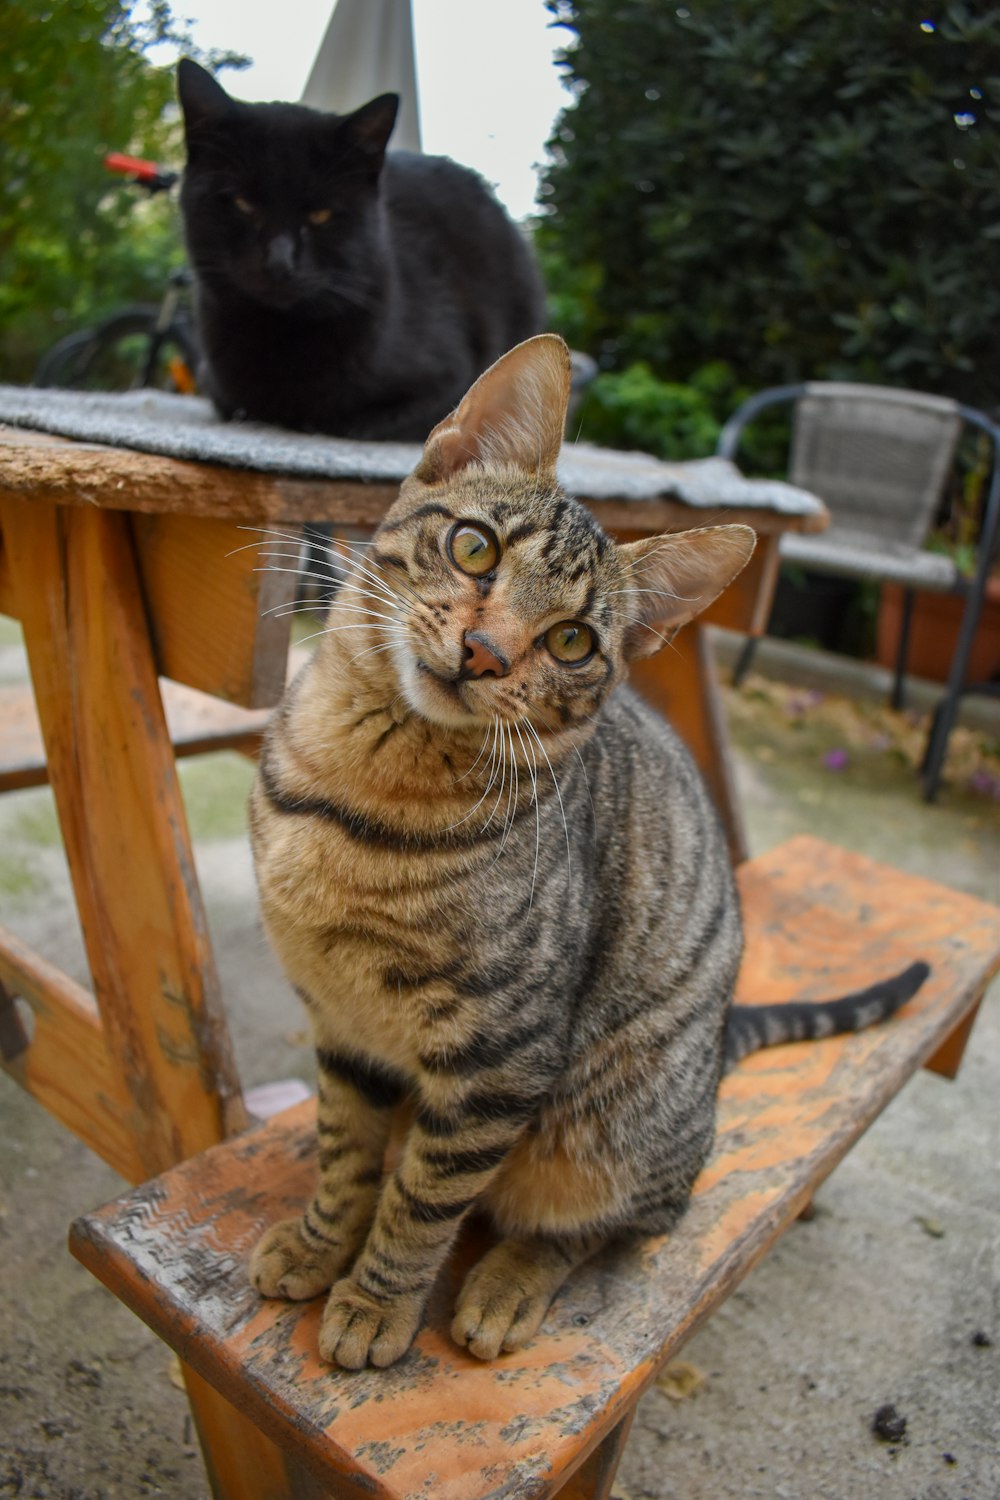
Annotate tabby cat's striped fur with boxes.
[248,335,927,1370]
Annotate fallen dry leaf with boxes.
[655,1359,706,1401]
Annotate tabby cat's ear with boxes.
[414,334,571,485]
[340,94,399,164]
[177,59,235,135]
[617,525,756,660]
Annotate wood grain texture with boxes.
[1,495,247,1178]
[0,925,144,1181]
[131,513,295,708]
[0,426,828,535]
[629,626,748,864]
[0,677,270,793]
[70,836,1000,1500]
[0,521,13,617]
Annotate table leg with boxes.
[1,496,246,1177]
[630,624,749,864]
[619,534,778,865]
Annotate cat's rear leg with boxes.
[452,1231,605,1360]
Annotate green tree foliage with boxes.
[0,2,244,382]
[539,1,1000,420]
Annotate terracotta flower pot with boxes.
[876,577,1000,686]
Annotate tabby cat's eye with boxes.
[546,620,594,665]
[308,208,332,225]
[233,195,254,215]
[447,522,500,578]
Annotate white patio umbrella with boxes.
[300,0,422,151]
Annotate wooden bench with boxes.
[70,835,1000,1500]
[0,677,270,793]
[0,419,829,1494]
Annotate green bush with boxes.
[575,359,736,458]
[539,0,1000,412]
[0,2,244,383]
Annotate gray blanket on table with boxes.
[0,386,824,519]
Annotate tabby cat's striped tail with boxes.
[723,961,930,1072]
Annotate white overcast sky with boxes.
[156,0,572,218]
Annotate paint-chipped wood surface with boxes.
[70,836,1000,1500]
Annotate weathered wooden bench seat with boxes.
[70,835,1000,1500]
[0,677,270,793]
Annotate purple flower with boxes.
[823,748,849,771]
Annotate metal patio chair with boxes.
[717,382,1000,801]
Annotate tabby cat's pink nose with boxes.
[461,631,509,679]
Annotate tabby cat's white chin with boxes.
[393,648,483,730]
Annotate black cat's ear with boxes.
[414,334,571,486]
[177,58,236,136]
[616,526,757,660]
[340,93,399,164]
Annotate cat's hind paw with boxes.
[249,1217,353,1301]
[319,1278,424,1369]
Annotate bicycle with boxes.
[33,153,199,394]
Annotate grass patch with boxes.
[7,792,63,849]
[177,752,257,841]
[0,850,47,899]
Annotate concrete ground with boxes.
[1,618,998,1500]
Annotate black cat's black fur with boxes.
[176,59,546,439]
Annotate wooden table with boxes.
[0,413,826,1492]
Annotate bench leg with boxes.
[183,1365,346,1500]
[923,994,984,1080]
[554,1409,636,1500]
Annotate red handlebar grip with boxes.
[104,152,162,182]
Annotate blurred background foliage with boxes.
[0,0,244,382]
[2,0,998,476]
[540,0,1000,461]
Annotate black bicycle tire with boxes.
[34,304,198,392]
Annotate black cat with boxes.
[176,59,546,439]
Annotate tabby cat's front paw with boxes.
[318,1278,424,1369]
[249,1217,356,1302]
[452,1243,560,1360]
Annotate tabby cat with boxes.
[176,59,545,438]
[248,334,928,1370]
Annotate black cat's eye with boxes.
[545,620,594,665]
[308,208,332,225]
[233,195,254,215]
[447,522,500,578]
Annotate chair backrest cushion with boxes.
[791,384,961,546]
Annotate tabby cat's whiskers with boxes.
[440,720,503,834]
[521,718,572,877]
[513,718,542,909]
